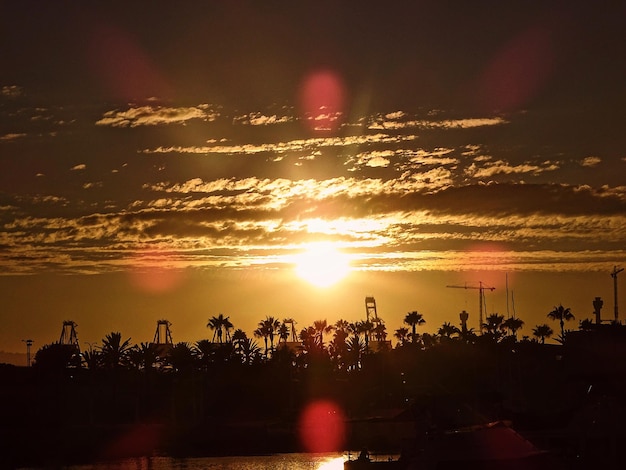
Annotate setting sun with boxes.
[293,243,351,288]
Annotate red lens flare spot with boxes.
[128,250,185,294]
[101,423,163,460]
[475,25,554,112]
[88,23,171,100]
[298,70,346,133]
[299,399,346,453]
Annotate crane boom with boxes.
[446,282,495,332]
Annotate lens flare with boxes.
[299,399,346,453]
[128,250,186,294]
[298,69,346,133]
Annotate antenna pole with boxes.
[479,282,484,331]
[612,266,624,322]
[506,273,510,318]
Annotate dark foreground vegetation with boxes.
[2,310,626,468]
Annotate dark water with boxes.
[18,453,351,470]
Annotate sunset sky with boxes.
[1,2,625,358]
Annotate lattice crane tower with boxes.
[153,319,173,345]
[365,296,379,323]
[59,320,80,351]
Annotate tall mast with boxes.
[611,266,624,322]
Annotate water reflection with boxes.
[19,454,347,470]
[316,457,345,470]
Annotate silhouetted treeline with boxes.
[3,310,626,468]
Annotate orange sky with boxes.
[1,2,625,358]
[2,267,622,357]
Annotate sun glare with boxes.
[293,243,351,288]
[316,456,345,470]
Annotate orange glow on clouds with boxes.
[299,400,346,453]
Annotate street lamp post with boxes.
[22,339,34,367]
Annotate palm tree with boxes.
[254,316,281,357]
[127,342,158,371]
[253,326,269,357]
[421,332,438,349]
[193,339,214,369]
[168,342,195,372]
[502,317,525,340]
[329,328,349,371]
[373,321,387,342]
[394,327,410,346]
[334,319,350,334]
[362,320,374,351]
[404,311,425,343]
[299,325,322,356]
[207,313,233,344]
[278,323,291,343]
[348,321,363,341]
[579,318,594,331]
[236,337,262,365]
[547,304,575,338]
[99,332,132,369]
[33,343,80,372]
[481,313,506,342]
[346,335,365,370]
[459,327,477,344]
[280,318,298,343]
[438,322,460,340]
[532,324,553,344]
[313,319,333,346]
[82,348,102,370]
[232,328,248,345]
[266,316,281,352]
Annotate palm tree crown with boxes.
[207,314,234,343]
[532,324,554,344]
[547,304,574,338]
[254,316,280,357]
[502,317,524,339]
[313,319,334,346]
[438,322,460,339]
[404,311,425,343]
[99,332,132,369]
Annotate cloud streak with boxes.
[1,96,624,278]
[96,105,219,127]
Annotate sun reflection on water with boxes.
[316,456,345,470]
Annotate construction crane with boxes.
[364,296,390,352]
[611,266,624,322]
[59,320,80,351]
[365,296,379,323]
[153,319,173,345]
[446,282,495,332]
[277,318,300,353]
